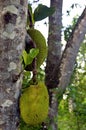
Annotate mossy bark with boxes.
[0,1,28,130]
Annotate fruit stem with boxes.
[32,57,38,84]
[28,8,34,28]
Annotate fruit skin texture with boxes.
[20,82,49,125]
[27,29,47,69]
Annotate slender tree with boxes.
[45,0,63,129]
[0,1,28,130]
[45,0,86,129]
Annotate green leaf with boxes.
[34,4,55,21]
[22,50,33,67]
[26,48,39,66]
[23,71,31,77]
[22,49,39,67]
[22,50,28,65]
[29,48,39,58]
[26,54,33,65]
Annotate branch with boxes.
[57,7,86,95]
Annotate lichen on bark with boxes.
[0,1,28,129]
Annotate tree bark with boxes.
[45,1,86,129]
[45,0,63,130]
[45,0,63,89]
[0,1,27,130]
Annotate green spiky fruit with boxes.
[20,82,49,125]
[27,29,47,68]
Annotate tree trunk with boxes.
[45,0,86,129]
[0,1,27,130]
[45,0,63,130]
[45,0,63,89]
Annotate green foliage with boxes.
[37,67,45,81]
[22,48,39,68]
[27,3,55,27]
[58,14,86,130]
[34,4,55,21]
[58,78,86,130]
[22,71,31,89]
[58,38,86,130]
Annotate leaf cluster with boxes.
[27,3,55,27]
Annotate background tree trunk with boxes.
[45,0,63,130]
[0,1,27,130]
[45,0,63,89]
[45,0,86,129]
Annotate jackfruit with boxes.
[20,82,49,125]
[27,29,47,68]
